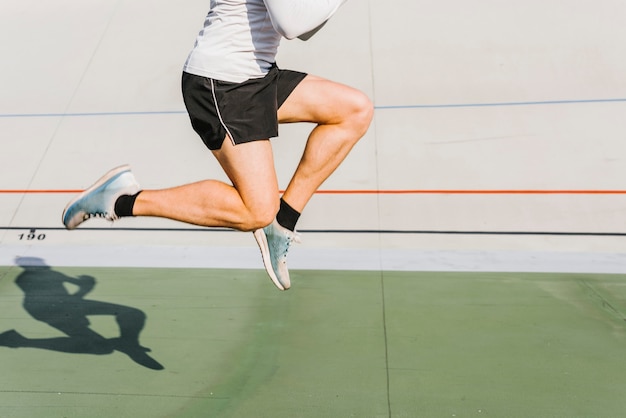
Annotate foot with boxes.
[62,165,140,229]
[110,338,164,370]
[253,219,301,291]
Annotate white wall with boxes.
[1,0,625,268]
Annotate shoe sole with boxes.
[62,164,132,230]
[253,229,288,291]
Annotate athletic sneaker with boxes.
[253,219,301,291]
[62,165,140,230]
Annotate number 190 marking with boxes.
[18,229,46,241]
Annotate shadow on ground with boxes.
[0,257,163,370]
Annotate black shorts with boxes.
[181,65,307,150]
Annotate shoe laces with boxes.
[290,231,302,245]
[285,230,301,248]
[276,229,301,260]
[83,211,118,222]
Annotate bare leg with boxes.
[127,75,372,231]
[247,75,373,289]
[132,139,280,232]
[277,75,373,212]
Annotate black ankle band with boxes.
[276,198,300,231]
[114,191,142,217]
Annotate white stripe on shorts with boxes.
[210,78,236,146]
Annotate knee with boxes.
[239,203,278,232]
[345,91,374,139]
[118,307,146,324]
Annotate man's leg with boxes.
[250,75,373,290]
[132,138,279,232]
[62,138,280,233]
[277,75,374,213]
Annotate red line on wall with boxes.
[2,189,626,195]
[0,190,84,194]
[313,190,626,195]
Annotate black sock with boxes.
[114,191,142,217]
[276,198,300,231]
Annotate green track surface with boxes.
[1,265,625,417]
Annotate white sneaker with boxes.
[62,165,140,230]
[253,219,301,291]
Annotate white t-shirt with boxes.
[183,0,346,83]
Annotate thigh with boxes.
[211,138,280,212]
[278,74,370,125]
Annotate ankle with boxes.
[275,198,300,231]
[114,191,142,217]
